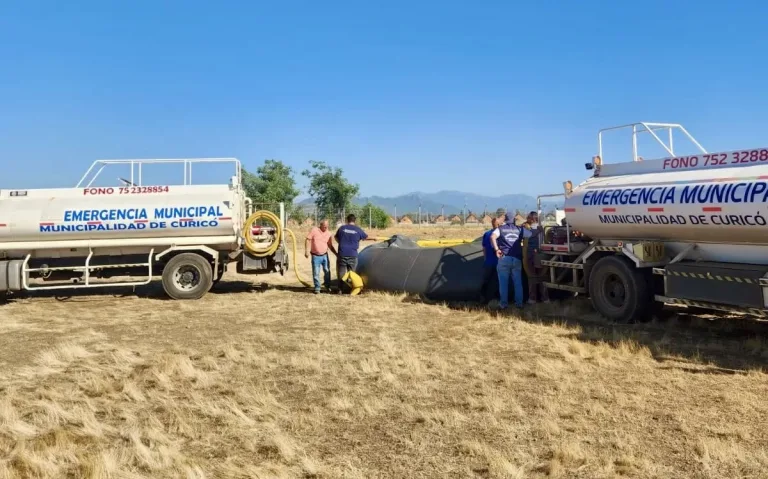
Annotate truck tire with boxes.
[162,253,213,300]
[588,256,651,323]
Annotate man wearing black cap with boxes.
[489,213,542,309]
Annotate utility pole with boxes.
[418,203,422,228]
[394,204,397,224]
[463,197,467,226]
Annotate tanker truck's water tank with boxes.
[564,147,768,246]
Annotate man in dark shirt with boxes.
[334,214,373,292]
[525,211,549,304]
[480,217,500,304]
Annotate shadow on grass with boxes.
[265,284,338,295]
[1,279,261,303]
[6,277,768,372]
[431,295,768,373]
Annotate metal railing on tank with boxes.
[76,158,242,188]
[596,122,707,164]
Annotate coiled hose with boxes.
[242,210,313,288]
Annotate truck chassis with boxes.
[537,230,768,322]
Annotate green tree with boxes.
[288,204,308,224]
[359,202,391,229]
[301,161,360,214]
[242,160,299,206]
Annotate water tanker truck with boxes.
[537,122,768,322]
[0,158,299,300]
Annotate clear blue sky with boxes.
[2,1,768,198]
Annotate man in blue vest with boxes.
[479,217,500,304]
[490,213,541,309]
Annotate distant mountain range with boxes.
[299,190,561,215]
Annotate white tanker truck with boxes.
[536,122,768,322]
[0,158,292,300]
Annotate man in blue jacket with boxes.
[490,213,541,309]
[480,217,500,304]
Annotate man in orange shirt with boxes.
[304,220,336,294]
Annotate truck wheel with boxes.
[162,253,213,300]
[588,256,651,323]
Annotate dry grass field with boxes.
[1,226,768,478]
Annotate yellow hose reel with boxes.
[242,210,283,257]
[241,210,313,289]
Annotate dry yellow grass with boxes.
[1,227,767,478]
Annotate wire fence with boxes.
[249,202,566,230]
